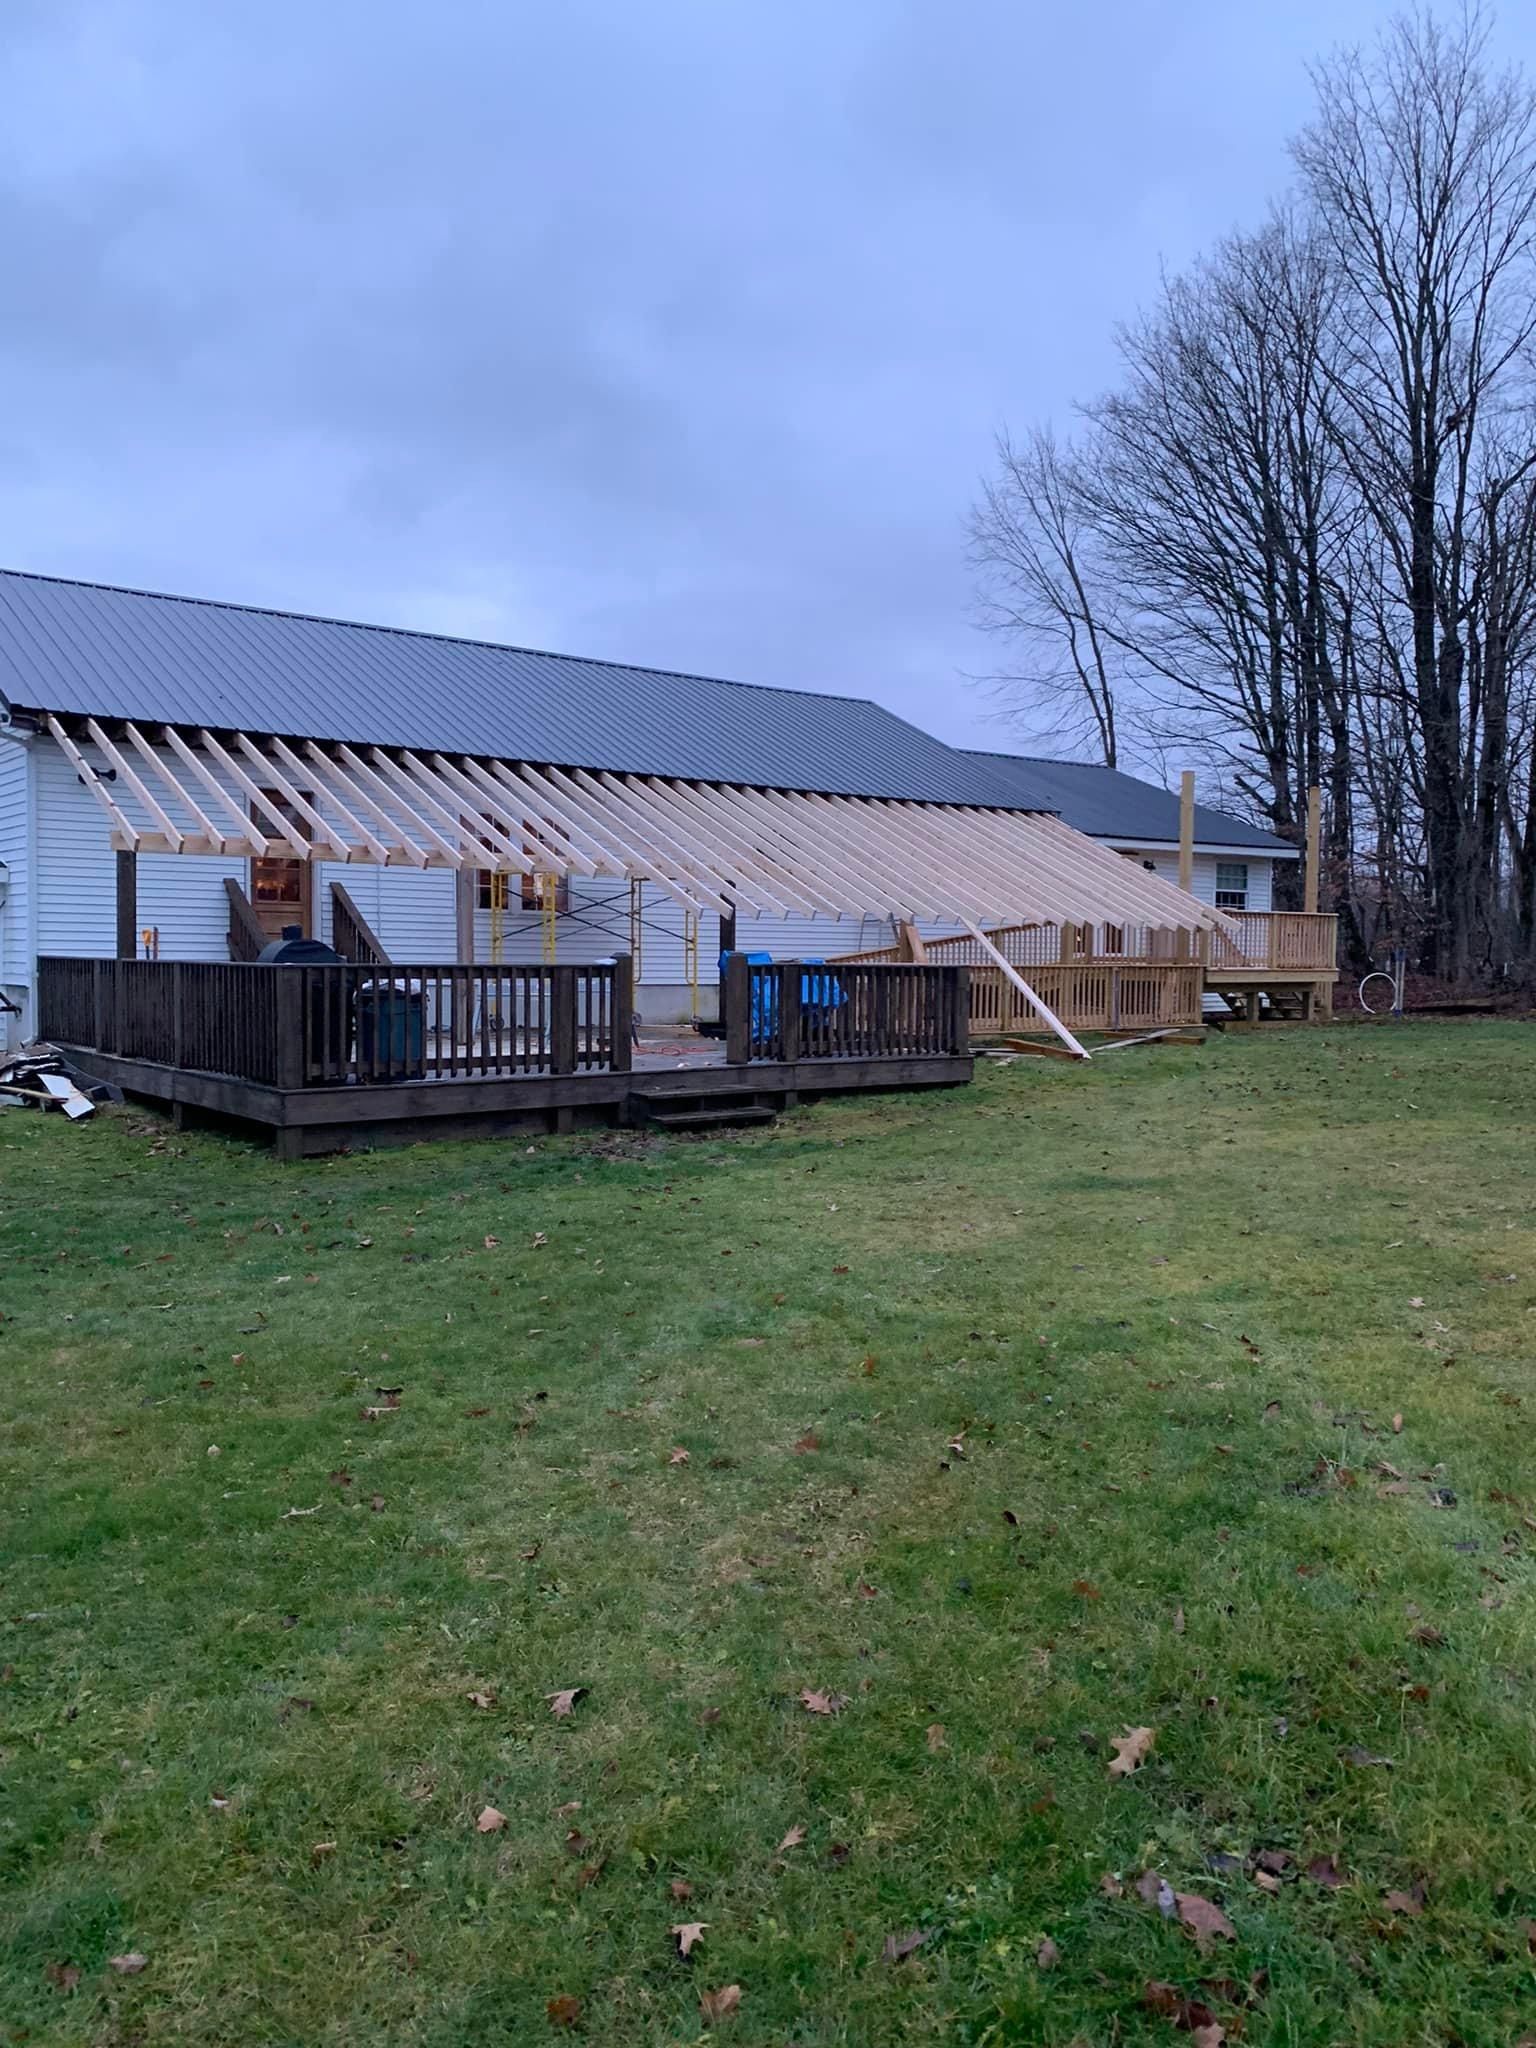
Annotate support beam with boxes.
[1178,771,1195,894]
[1304,783,1321,914]
[116,850,137,960]
[959,917,1089,1061]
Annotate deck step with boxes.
[640,1102,778,1130]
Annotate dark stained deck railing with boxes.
[39,955,965,1091]
[329,882,392,966]
[724,956,969,1064]
[38,958,635,1087]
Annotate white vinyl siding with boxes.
[0,736,31,980]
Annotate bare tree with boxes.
[968,427,1126,765]
[1294,5,1536,974]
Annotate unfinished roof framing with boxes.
[45,716,1232,938]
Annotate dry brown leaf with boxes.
[882,1927,933,1962]
[1099,1872,1125,1898]
[1261,1400,1282,1423]
[670,1878,694,1900]
[699,1983,742,2024]
[793,1430,821,1454]
[109,1952,148,1975]
[1409,1625,1446,1648]
[1175,1890,1235,1949]
[776,1824,806,1853]
[370,1494,386,1512]
[1036,1935,1060,1969]
[1383,1882,1426,1916]
[1254,1869,1281,1893]
[1072,1578,1101,1601]
[672,1921,708,1958]
[1339,1744,1394,1768]
[475,1805,508,1833]
[467,1689,497,1710]
[1305,1855,1346,1888]
[1392,1411,1404,1433]
[668,1447,690,1466]
[310,1841,337,1866]
[1108,1725,1156,1777]
[799,1687,849,1716]
[925,1722,947,1753]
[547,1687,586,1718]
[1137,1869,1176,1916]
[546,1994,582,2027]
[855,1579,879,1599]
[45,1962,81,1993]
[483,1234,500,1250]
[1173,1605,1186,1634]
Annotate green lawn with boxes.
[3,1023,1535,2046]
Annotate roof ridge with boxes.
[0,565,884,714]
[964,746,1102,769]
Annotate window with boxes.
[473,815,570,912]
[1214,861,1249,910]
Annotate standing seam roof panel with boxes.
[0,569,1055,807]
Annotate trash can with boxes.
[355,978,426,1079]
[255,928,350,1083]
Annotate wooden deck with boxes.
[37,955,972,1155]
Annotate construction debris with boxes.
[0,1044,120,1121]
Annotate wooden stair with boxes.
[637,1097,778,1131]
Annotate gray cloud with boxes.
[0,0,1469,749]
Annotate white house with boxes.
[0,569,1263,1056]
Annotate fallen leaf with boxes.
[1383,1882,1427,1916]
[699,1983,742,2024]
[825,1839,851,1865]
[1409,1297,1424,1308]
[1262,1401,1281,1423]
[855,1579,879,1599]
[563,1829,590,1856]
[793,1430,821,1454]
[1175,1891,1236,1949]
[1409,1625,1446,1648]
[1339,1744,1394,1768]
[799,1688,849,1716]
[1108,1725,1156,1777]
[925,1722,947,1753]
[467,1689,497,1710]
[1036,1935,1060,1969]
[776,1824,806,1853]
[1305,1855,1346,1888]
[1142,1982,1224,2042]
[1072,1578,1102,1601]
[45,1962,81,1993]
[672,1921,708,1958]
[1173,1605,1186,1634]
[520,1543,543,1561]
[1137,1869,1177,1917]
[531,1232,548,1248]
[882,1927,932,1962]
[670,1878,694,1900]
[310,1841,337,1865]
[547,1687,586,1718]
[483,1234,500,1250]
[109,1952,148,1975]
[1254,1869,1281,1892]
[545,1994,582,2027]
[1392,1412,1404,1433]
[1099,1872,1125,1898]
[668,1447,690,1466]
[370,1494,386,1512]
[476,1806,508,1833]
[861,1354,877,1375]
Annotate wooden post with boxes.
[611,954,634,1073]
[171,962,185,1068]
[273,971,306,1090]
[1178,771,1195,894]
[950,966,971,1052]
[779,961,802,1064]
[1304,783,1321,914]
[724,950,751,1066]
[116,850,137,959]
[454,868,475,964]
[93,960,109,1051]
[550,964,578,1074]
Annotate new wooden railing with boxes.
[329,882,391,966]
[723,957,969,1063]
[37,958,634,1088]
[1205,912,1337,972]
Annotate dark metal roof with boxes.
[966,749,1296,853]
[0,568,1043,807]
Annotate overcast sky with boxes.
[0,0,1510,756]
